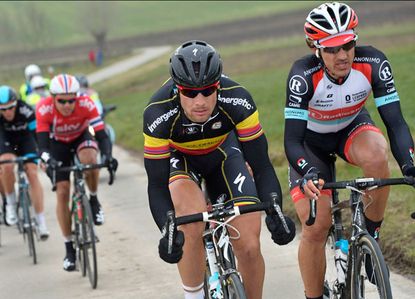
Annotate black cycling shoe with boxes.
[63,241,76,272]
[90,195,104,226]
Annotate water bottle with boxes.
[205,241,222,298]
[335,238,349,284]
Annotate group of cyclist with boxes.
[1,66,118,272]
[143,2,415,299]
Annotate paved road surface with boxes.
[1,145,414,298]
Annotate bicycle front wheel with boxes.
[21,192,37,264]
[225,273,247,299]
[350,234,392,299]
[81,195,98,289]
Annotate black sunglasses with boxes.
[322,40,356,54]
[0,101,17,111]
[57,98,76,105]
[177,82,219,98]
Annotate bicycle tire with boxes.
[350,234,392,299]
[81,195,98,289]
[73,221,86,276]
[224,273,247,299]
[21,191,37,264]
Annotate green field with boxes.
[0,1,316,52]
[96,22,415,275]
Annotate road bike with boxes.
[169,195,291,299]
[305,160,415,299]
[52,158,115,289]
[0,155,40,264]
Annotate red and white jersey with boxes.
[36,95,105,143]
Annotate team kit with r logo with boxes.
[0,1,413,299]
[143,2,415,299]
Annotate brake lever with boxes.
[269,192,290,234]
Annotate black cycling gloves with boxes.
[265,214,296,245]
[158,229,184,264]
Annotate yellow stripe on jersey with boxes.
[143,133,170,159]
[235,111,264,142]
[170,133,229,155]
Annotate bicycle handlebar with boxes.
[0,155,39,165]
[176,201,274,226]
[51,162,115,191]
[306,176,415,225]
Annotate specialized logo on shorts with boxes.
[297,157,308,169]
[216,193,227,204]
[233,173,246,193]
[170,157,180,169]
[379,60,393,81]
[289,75,308,96]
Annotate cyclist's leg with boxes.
[205,133,264,299]
[0,138,18,225]
[75,132,99,193]
[169,151,206,298]
[49,140,76,270]
[19,135,47,232]
[75,132,103,225]
[340,113,389,224]
[289,143,334,298]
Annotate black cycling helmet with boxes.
[75,74,89,88]
[169,40,222,88]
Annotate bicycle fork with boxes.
[204,230,224,299]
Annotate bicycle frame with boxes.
[203,203,241,298]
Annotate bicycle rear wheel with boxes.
[81,195,98,289]
[350,234,391,299]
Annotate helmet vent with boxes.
[339,5,348,25]
[192,61,201,78]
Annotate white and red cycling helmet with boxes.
[304,2,358,48]
[50,74,80,95]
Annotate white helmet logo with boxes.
[193,48,198,56]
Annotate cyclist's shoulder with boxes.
[36,96,54,116]
[144,79,179,114]
[353,45,388,63]
[288,54,322,80]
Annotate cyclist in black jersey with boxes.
[0,85,49,238]
[284,3,415,299]
[143,40,295,299]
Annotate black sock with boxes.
[306,296,323,299]
[90,194,98,203]
[364,215,383,240]
[65,241,74,253]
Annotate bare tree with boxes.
[79,2,117,56]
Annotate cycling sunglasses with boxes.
[177,81,219,98]
[322,40,356,54]
[0,101,17,111]
[56,98,76,105]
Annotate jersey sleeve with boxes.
[84,97,105,132]
[369,48,415,172]
[284,58,318,175]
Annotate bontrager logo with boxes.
[218,96,253,110]
[148,108,178,133]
